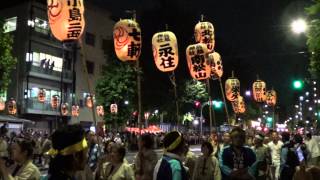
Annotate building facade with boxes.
[0,0,114,132]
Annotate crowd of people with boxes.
[0,124,319,179]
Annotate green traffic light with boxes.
[267,117,273,122]
[212,100,223,109]
[293,80,303,90]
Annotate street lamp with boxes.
[291,18,307,34]
[124,100,129,105]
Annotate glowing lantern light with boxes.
[71,105,79,117]
[266,90,277,106]
[61,103,69,116]
[253,80,267,102]
[186,43,211,80]
[96,105,104,116]
[38,88,46,103]
[110,104,118,114]
[7,98,17,115]
[225,77,240,101]
[113,19,141,61]
[152,31,179,72]
[232,96,246,114]
[208,52,223,79]
[194,21,215,52]
[0,97,5,111]
[85,94,94,108]
[47,0,85,42]
[51,95,59,109]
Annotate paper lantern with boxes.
[194,21,215,52]
[208,52,223,79]
[225,78,240,101]
[152,31,179,72]
[71,105,79,117]
[232,96,246,114]
[51,95,59,109]
[47,0,85,42]
[7,98,17,115]
[253,80,267,102]
[61,103,69,116]
[0,97,5,111]
[110,104,118,114]
[186,43,211,80]
[113,19,142,61]
[38,88,46,103]
[96,105,104,116]
[266,90,277,106]
[85,94,94,108]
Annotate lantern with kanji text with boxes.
[252,80,267,102]
[38,88,46,103]
[208,52,223,79]
[225,77,240,101]
[47,0,85,42]
[194,21,215,52]
[51,95,59,109]
[232,96,246,114]
[152,31,178,72]
[110,104,118,114]
[7,98,17,115]
[113,19,141,61]
[0,97,5,111]
[71,105,79,117]
[266,90,277,106]
[186,43,211,80]
[85,94,94,108]
[61,103,69,116]
[96,105,104,116]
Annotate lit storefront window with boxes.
[4,17,17,33]
[25,51,63,72]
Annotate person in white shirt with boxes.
[268,131,283,180]
[305,132,320,166]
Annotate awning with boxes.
[0,115,35,124]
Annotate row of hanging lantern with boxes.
[0,98,17,115]
[60,103,105,117]
[224,74,246,114]
[252,78,277,106]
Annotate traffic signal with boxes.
[292,80,303,90]
[267,117,273,123]
[194,100,201,108]
[212,100,223,109]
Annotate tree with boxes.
[95,44,137,129]
[306,2,320,78]
[0,20,17,94]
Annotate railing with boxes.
[28,64,73,82]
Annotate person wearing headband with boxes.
[153,131,188,180]
[251,133,271,179]
[0,138,40,180]
[48,124,88,180]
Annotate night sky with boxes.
[92,0,311,118]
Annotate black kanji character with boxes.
[129,28,141,41]
[159,44,174,57]
[195,72,207,78]
[202,29,213,37]
[127,41,141,58]
[164,34,170,41]
[189,46,196,56]
[69,8,81,21]
[67,22,82,38]
[157,34,164,43]
[67,0,77,7]
[193,63,205,72]
[196,45,204,54]
[191,55,205,65]
[160,56,175,69]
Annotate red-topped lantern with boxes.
[186,43,211,80]
[194,21,215,52]
[253,80,267,102]
[152,31,179,72]
[266,90,277,106]
[0,97,5,111]
[96,105,104,116]
[110,104,118,114]
[38,88,46,103]
[61,103,69,116]
[113,19,141,61]
[225,77,240,101]
[51,95,59,109]
[85,94,94,108]
[71,105,79,117]
[208,52,223,79]
[47,0,85,42]
[7,98,17,115]
[232,96,246,114]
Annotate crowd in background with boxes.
[0,123,319,179]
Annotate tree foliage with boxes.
[95,50,137,127]
[0,20,17,93]
[180,79,209,104]
[306,1,320,78]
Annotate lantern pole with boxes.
[58,42,66,128]
[219,77,230,124]
[206,79,215,133]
